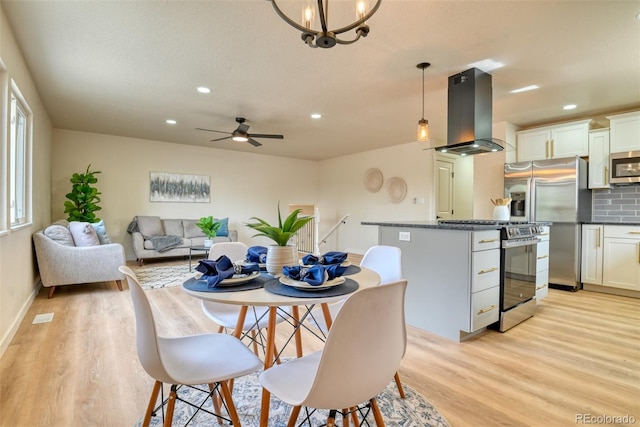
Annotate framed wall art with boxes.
[149,172,210,203]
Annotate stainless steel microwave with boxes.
[610,150,640,184]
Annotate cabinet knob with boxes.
[536,284,548,291]
[537,255,549,260]
[478,267,498,274]
[479,239,499,243]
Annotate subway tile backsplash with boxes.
[592,186,640,223]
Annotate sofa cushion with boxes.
[43,224,75,246]
[69,221,100,247]
[183,219,206,238]
[137,216,164,236]
[216,217,229,237]
[162,219,184,237]
[91,219,112,244]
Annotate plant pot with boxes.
[203,239,214,249]
[266,245,297,277]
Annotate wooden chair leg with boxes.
[217,325,224,333]
[350,407,360,426]
[143,380,162,427]
[219,380,241,427]
[163,385,178,427]
[327,409,337,427]
[115,279,123,291]
[370,398,385,426]
[47,286,56,299]
[394,371,406,398]
[287,406,301,427]
[250,330,260,356]
[342,409,351,427]
[208,383,223,426]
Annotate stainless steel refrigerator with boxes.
[504,157,592,290]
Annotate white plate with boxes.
[299,260,351,268]
[237,260,266,269]
[195,270,260,286]
[279,275,346,291]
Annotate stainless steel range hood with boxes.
[434,67,504,155]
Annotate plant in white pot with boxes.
[195,216,222,248]
[246,204,313,276]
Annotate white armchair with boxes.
[33,223,125,298]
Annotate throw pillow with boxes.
[43,224,75,246]
[68,221,100,247]
[183,219,206,238]
[215,217,229,237]
[91,219,112,244]
[137,215,164,237]
[162,219,184,237]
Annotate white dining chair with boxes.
[201,241,290,356]
[260,280,408,427]
[119,266,262,427]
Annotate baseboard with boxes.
[0,279,41,360]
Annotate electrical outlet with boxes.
[399,232,411,241]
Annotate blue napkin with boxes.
[324,264,348,280]
[246,246,268,263]
[301,251,348,265]
[196,255,258,288]
[282,265,327,286]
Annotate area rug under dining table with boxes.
[133,369,449,427]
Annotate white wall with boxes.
[0,6,53,357]
[52,130,320,260]
[318,141,436,254]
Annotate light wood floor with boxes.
[1,259,638,427]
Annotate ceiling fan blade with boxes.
[248,133,284,139]
[211,136,232,142]
[237,123,250,133]
[248,138,262,147]
[196,127,232,135]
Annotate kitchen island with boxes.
[362,220,503,342]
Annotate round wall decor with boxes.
[363,168,384,193]
[386,176,407,203]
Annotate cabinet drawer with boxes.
[538,226,550,242]
[472,249,500,293]
[604,225,640,239]
[536,241,550,272]
[472,230,500,251]
[471,286,500,332]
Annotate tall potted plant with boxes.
[64,164,102,223]
[195,216,222,248]
[246,203,313,276]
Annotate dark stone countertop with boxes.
[361,220,553,231]
[583,221,640,226]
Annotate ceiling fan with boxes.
[196,117,284,147]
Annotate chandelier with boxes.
[416,62,431,142]
[268,0,383,48]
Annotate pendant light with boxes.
[416,62,431,142]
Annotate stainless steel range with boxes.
[439,220,545,331]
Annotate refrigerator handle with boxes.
[528,177,536,222]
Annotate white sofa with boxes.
[129,216,238,265]
[33,220,126,298]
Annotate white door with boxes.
[435,159,454,220]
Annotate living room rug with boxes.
[131,264,196,290]
[133,370,450,427]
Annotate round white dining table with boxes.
[182,266,381,427]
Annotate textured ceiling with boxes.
[2,0,639,160]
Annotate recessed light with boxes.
[166,119,177,125]
[310,113,322,119]
[510,85,539,94]
[197,87,211,94]
[460,153,467,157]
[467,59,505,72]
[563,104,577,110]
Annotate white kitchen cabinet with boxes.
[602,225,640,291]
[535,228,550,301]
[377,226,501,342]
[607,111,640,153]
[588,129,611,189]
[581,224,604,285]
[517,119,591,162]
